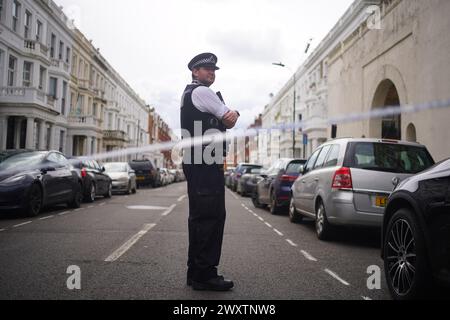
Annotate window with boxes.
[66,47,70,64]
[39,66,46,90]
[24,10,31,38]
[12,1,20,32]
[50,33,56,58]
[36,20,42,41]
[23,61,32,87]
[304,148,321,174]
[0,50,4,81]
[7,55,17,87]
[0,0,3,22]
[61,81,67,115]
[313,145,332,169]
[324,145,340,168]
[93,103,98,117]
[49,77,57,98]
[59,41,64,60]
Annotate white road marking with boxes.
[57,211,70,216]
[162,204,177,216]
[324,269,350,286]
[273,229,284,236]
[258,216,264,222]
[0,229,6,232]
[286,239,298,247]
[249,210,255,214]
[87,205,94,209]
[99,202,106,206]
[177,195,187,202]
[13,221,32,228]
[265,222,273,228]
[39,215,54,221]
[362,296,372,300]
[74,208,83,212]
[227,190,239,200]
[300,250,318,262]
[126,205,169,210]
[105,223,156,262]
[253,213,258,217]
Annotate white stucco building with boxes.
[0,0,154,161]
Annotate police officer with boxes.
[180,53,239,291]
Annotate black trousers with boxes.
[183,163,226,282]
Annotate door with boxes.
[259,160,280,204]
[296,149,321,214]
[304,146,331,213]
[44,152,73,204]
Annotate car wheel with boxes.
[126,182,132,195]
[383,208,432,300]
[252,191,266,209]
[69,184,82,209]
[104,182,112,198]
[132,185,137,194]
[86,183,96,203]
[316,201,333,241]
[289,197,303,223]
[270,192,281,215]
[25,184,43,217]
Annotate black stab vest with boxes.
[180,83,227,164]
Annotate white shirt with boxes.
[191,86,230,120]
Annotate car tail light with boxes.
[281,175,297,182]
[332,167,353,190]
[81,168,87,178]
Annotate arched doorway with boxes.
[370,79,401,140]
[406,123,417,142]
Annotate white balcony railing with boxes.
[0,87,56,111]
[68,115,102,128]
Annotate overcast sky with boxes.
[55,0,354,132]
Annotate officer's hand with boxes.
[222,111,239,129]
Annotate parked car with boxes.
[69,158,112,202]
[0,151,82,216]
[382,158,450,300]
[231,164,263,192]
[290,138,435,240]
[225,167,236,188]
[0,149,32,163]
[159,168,172,185]
[104,162,137,194]
[129,159,160,188]
[237,167,264,197]
[253,159,306,214]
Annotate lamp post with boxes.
[273,62,297,158]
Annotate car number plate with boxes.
[375,196,388,208]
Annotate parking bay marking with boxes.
[273,228,284,236]
[177,195,187,202]
[286,239,298,247]
[324,269,350,286]
[162,204,177,216]
[12,221,32,228]
[300,250,318,262]
[39,215,54,220]
[105,223,157,262]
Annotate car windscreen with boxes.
[286,161,306,175]
[345,142,435,174]
[104,163,127,172]
[0,152,46,171]
[239,165,262,173]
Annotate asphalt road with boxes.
[0,182,392,300]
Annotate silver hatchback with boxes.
[290,138,435,240]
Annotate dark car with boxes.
[236,167,264,197]
[0,149,32,163]
[225,167,236,188]
[382,158,450,300]
[253,158,307,214]
[231,164,263,192]
[69,158,112,202]
[129,159,160,188]
[0,151,82,216]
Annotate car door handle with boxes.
[302,180,306,184]
[314,178,319,182]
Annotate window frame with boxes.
[24,10,31,39]
[12,1,21,33]
[22,61,33,87]
[7,55,17,87]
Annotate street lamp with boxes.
[273,62,297,158]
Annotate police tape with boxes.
[87,98,450,163]
[1,98,450,174]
